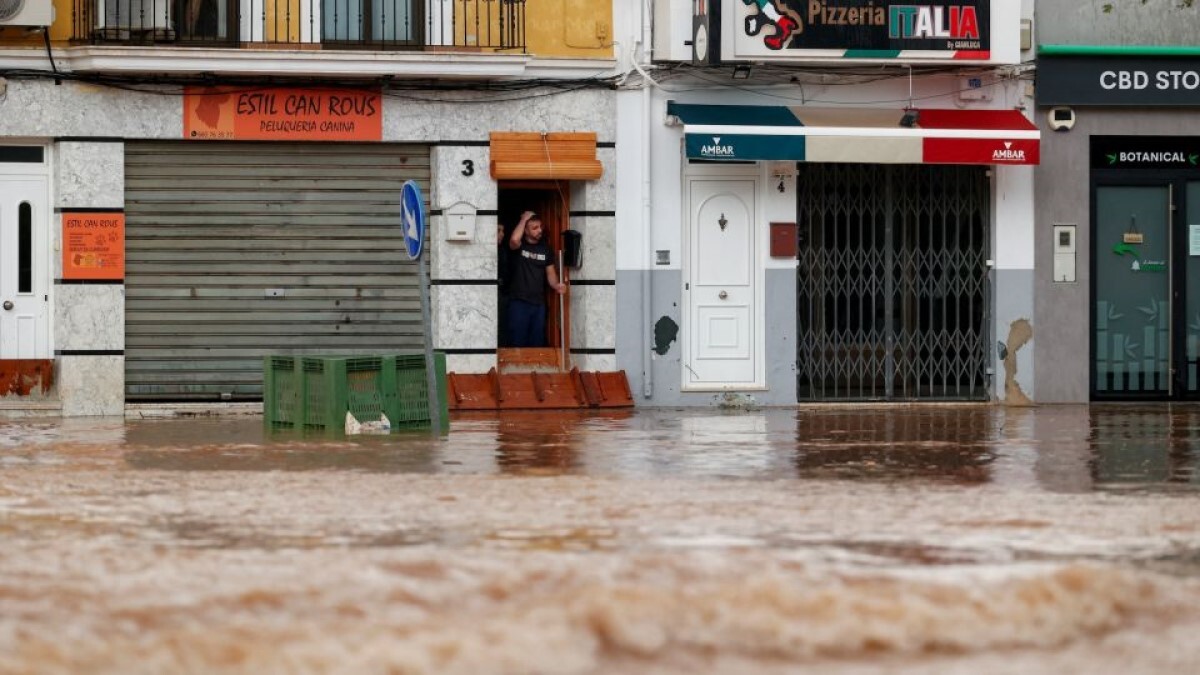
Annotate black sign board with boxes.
[1039,56,1200,106]
[1091,136,1200,170]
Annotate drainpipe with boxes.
[639,4,654,399]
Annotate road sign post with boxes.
[400,180,442,433]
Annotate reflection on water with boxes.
[1089,407,1200,486]
[126,443,442,474]
[493,411,596,475]
[104,405,1200,491]
[793,407,998,484]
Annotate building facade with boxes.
[1034,0,1200,402]
[0,0,622,415]
[616,0,1039,406]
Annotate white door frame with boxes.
[0,144,53,361]
[681,163,764,391]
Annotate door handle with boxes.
[2,301,12,311]
[718,290,728,300]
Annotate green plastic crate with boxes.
[263,356,302,428]
[263,353,448,433]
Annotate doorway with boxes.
[497,183,571,358]
[0,161,50,361]
[683,178,758,388]
[795,163,991,401]
[1091,180,1200,399]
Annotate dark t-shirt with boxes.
[508,240,552,304]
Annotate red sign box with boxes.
[63,213,125,280]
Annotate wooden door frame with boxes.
[498,181,572,363]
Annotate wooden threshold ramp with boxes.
[447,367,634,410]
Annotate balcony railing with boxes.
[72,0,526,51]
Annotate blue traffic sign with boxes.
[400,180,425,260]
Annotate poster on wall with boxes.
[62,213,125,281]
[728,0,1001,63]
[183,87,383,142]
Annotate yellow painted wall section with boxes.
[49,0,70,41]
[525,0,612,58]
[266,0,302,43]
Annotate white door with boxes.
[685,179,757,387]
[0,175,50,359]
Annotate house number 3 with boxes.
[461,160,475,176]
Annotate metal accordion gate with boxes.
[796,163,991,401]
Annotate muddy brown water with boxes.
[2,405,1200,674]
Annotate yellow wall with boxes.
[525,0,613,58]
[49,0,71,41]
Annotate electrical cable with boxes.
[0,51,1036,107]
[40,29,58,81]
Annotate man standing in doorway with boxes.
[507,211,566,347]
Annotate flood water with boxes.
[2,404,1200,674]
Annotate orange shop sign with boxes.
[184,86,383,141]
[62,212,125,281]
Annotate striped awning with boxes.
[666,102,1040,165]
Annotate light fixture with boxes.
[732,65,752,80]
[899,109,920,128]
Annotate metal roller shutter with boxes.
[124,141,431,401]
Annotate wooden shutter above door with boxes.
[489,132,603,180]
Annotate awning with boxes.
[666,102,1040,166]
[489,132,603,180]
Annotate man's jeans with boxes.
[507,299,546,348]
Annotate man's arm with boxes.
[509,211,533,250]
[546,264,567,294]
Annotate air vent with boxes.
[0,0,25,22]
[0,0,52,26]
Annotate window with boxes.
[18,202,32,293]
[0,147,44,163]
[323,0,415,44]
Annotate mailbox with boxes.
[770,222,797,258]
[443,201,477,242]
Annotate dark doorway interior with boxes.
[497,184,571,351]
[796,163,991,401]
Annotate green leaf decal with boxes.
[1112,242,1139,257]
[1137,297,1160,321]
[1125,341,1141,359]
